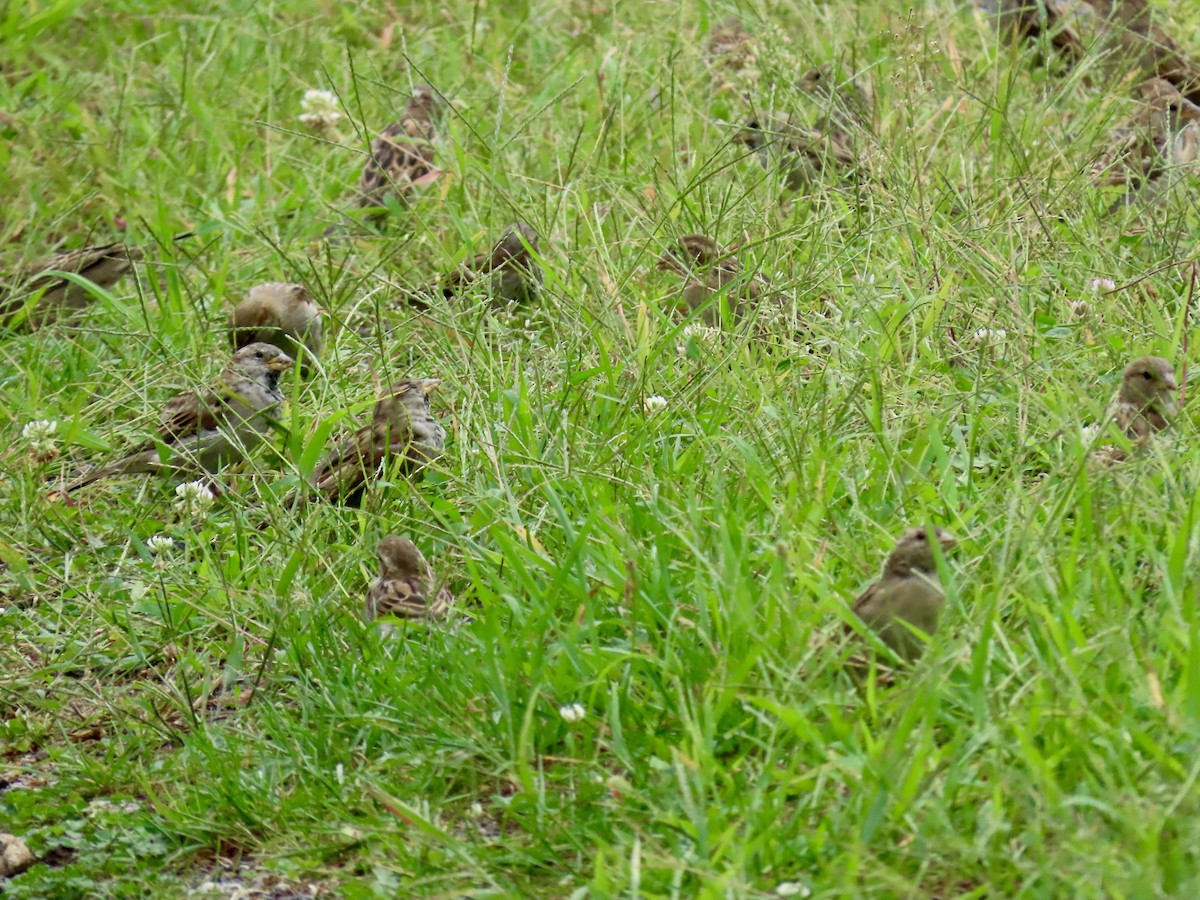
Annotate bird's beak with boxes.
[421,379,441,394]
[269,355,295,372]
[1165,373,1180,392]
[937,531,958,550]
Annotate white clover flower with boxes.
[558,703,587,724]
[298,89,343,134]
[676,323,720,357]
[972,328,1008,343]
[775,882,810,898]
[174,481,215,515]
[146,535,175,556]
[1089,278,1117,292]
[643,395,667,415]
[22,419,59,458]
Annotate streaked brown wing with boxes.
[157,389,224,443]
[369,574,428,619]
[311,423,384,501]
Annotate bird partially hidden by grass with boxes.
[439,222,543,305]
[325,83,445,235]
[657,234,770,326]
[301,378,445,506]
[848,526,958,666]
[1,242,143,329]
[1092,355,1179,465]
[61,343,294,493]
[365,535,453,629]
[230,282,323,376]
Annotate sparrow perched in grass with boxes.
[735,111,869,189]
[1,242,143,328]
[657,234,769,325]
[705,16,758,83]
[441,222,543,304]
[849,527,957,663]
[797,65,874,130]
[63,343,294,492]
[1095,78,1200,191]
[365,535,453,625]
[1111,355,1178,438]
[229,282,323,375]
[355,84,443,213]
[307,378,445,505]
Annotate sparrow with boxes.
[705,16,758,81]
[307,378,445,505]
[1111,355,1179,439]
[849,526,957,663]
[1,242,143,328]
[797,65,874,130]
[440,222,543,304]
[365,535,453,625]
[735,111,869,190]
[657,234,768,325]
[353,84,444,216]
[229,282,323,376]
[1094,78,1200,190]
[63,343,294,492]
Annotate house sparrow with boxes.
[229,282,323,375]
[365,535,452,625]
[849,527,957,663]
[1094,78,1200,190]
[1110,355,1179,439]
[63,343,294,492]
[307,378,445,505]
[735,113,869,189]
[440,222,543,304]
[1,242,143,328]
[657,234,768,325]
[354,84,444,214]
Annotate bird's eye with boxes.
[255,350,264,359]
[1143,371,1153,380]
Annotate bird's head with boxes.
[373,378,440,425]
[377,535,428,577]
[230,342,294,385]
[1119,356,1179,410]
[407,83,446,121]
[884,526,957,577]
[492,222,539,265]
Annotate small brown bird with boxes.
[1094,78,1200,191]
[1,243,143,328]
[229,282,323,375]
[1111,355,1179,439]
[735,112,869,190]
[307,378,445,505]
[797,65,874,130]
[64,343,294,492]
[355,84,444,213]
[441,222,543,304]
[705,16,758,82]
[657,234,769,325]
[365,535,453,626]
[849,527,958,663]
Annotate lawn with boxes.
[3,0,1200,897]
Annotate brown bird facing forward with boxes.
[1,242,142,328]
[63,343,294,492]
[657,234,770,325]
[1110,355,1179,439]
[230,282,323,376]
[1094,78,1200,193]
[354,84,444,215]
[307,378,445,505]
[440,222,543,304]
[365,535,453,626]
[849,526,958,663]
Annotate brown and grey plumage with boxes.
[307,378,445,505]
[440,222,543,304]
[849,527,957,663]
[1,243,143,328]
[1110,355,1178,440]
[229,282,323,376]
[365,535,453,625]
[735,112,869,189]
[797,65,874,130]
[705,16,758,81]
[657,234,769,325]
[1094,78,1200,191]
[986,0,1200,103]
[63,343,294,492]
[355,84,444,213]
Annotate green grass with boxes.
[4,1,1200,897]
